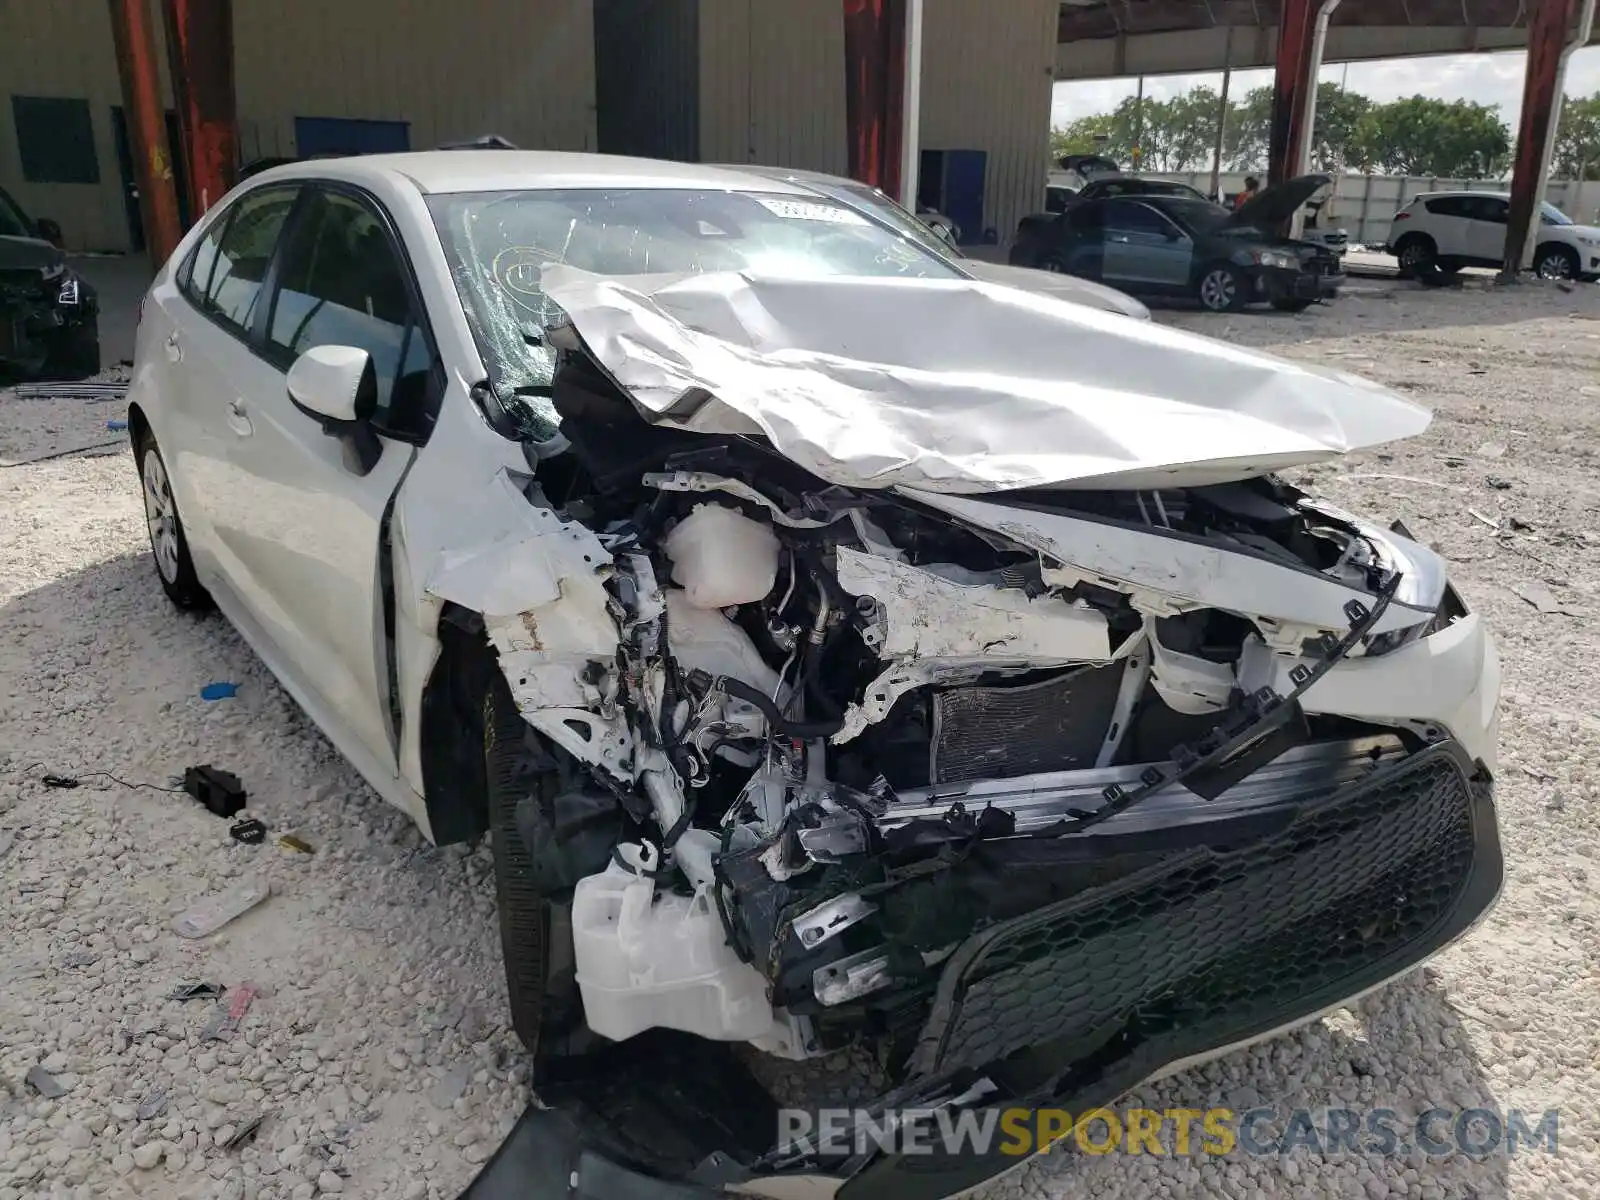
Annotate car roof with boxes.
[1413,191,1510,201]
[242,150,810,196]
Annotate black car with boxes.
[1010,174,1344,313]
[0,184,99,378]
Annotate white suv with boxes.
[1385,190,1600,281]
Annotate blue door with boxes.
[941,149,986,245]
[293,117,410,158]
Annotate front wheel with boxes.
[135,430,211,610]
[1535,244,1580,281]
[1196,263,1246,312]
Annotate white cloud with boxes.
[1051,46,1600,132]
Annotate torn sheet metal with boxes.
[539,265,1431,494]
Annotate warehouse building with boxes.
[2,0,1058,255]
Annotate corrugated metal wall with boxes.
[697,0,848,172]
[1,0,597,252]
[594,0,699,161]
[2,0,1056,253]
[919,0,1056,242]
[232,0,596,162]
[695,0,1054,240]
[0,0,175,253]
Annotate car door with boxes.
[217,184,441,772]
[1420,196,1474,258]
[158,184,303,583]
[1101,200,1192,291]
[1054,200,1107,279]
[1465,196,1510,264]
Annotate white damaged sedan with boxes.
[128,151,1501,1200]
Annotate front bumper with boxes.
[1256,264,1343,302]
[0,272,97,370]
[467,738,1502,1200]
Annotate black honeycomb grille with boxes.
[918,749,1478,1075]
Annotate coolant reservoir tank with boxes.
[571,843,776,1043]
[663,504,781,609]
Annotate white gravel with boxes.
[3,275,1600,1200]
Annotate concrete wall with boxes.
[1,0,597,252]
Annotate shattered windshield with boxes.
[428,187,963,441]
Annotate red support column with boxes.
[1503,0,1578,276]
[107,0,183,264]
[842,0,906,199]
[162,0,238,220]
[1267,0,1316,187]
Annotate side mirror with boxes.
[287,345,382,475]
[35,217,63,247]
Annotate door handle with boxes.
[165,333,182,363]
[226,398,253,437]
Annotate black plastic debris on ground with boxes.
[183,765,246,818]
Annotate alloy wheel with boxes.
[142,449,180,584]
[1537,251,1574,280]
[1199,269,1235,311]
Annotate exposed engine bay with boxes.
[474,338,1467,1070]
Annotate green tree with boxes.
[1349,96,1510,177]
[1219,83,1371,173]
[1553,92,1600,181]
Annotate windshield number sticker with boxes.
[753,197,870,226]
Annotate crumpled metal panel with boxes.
[539,264,1431,494]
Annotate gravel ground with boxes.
[2,276,1599,1200]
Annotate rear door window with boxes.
[1423,196,1473,219]
[199,187,299,335]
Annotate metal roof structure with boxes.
[1055,0,1599,77]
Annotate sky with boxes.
[1050,46,1600,131]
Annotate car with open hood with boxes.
[1010,174,1346,313]
[127,151,1501,1200]
[0,184,99,378]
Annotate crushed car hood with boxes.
[540,265,1430,493]
[957,259,1151,320]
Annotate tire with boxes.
[1534,244,1581,281]
[47,315,100,379]
[1271,298,1314,313]
[135,429,212,610]
[485,663,602,1060]
[1196,263,1246,312]
[1434,259,1463,278]
[1039,255,1069,274]
[1394,235,1437,279]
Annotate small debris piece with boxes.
[1485,475,1512,490]
[183,765,246,818]
[1513,582,1589,616]
[24,1066,66,1099]
[1442,456,1467,468]
[173,878,271,939]
[221,1111,269,1150]
[41,775,80,789]
[1507,515,1534,532]
[167,982,225,1002]
[1521,764,1555,782]
[1477,441,1507,458]
[106,419,129,432]
[202,981,260,1042]
[61,949,100,968]
[1468,509,1500,529]
[277,834,315,855]
[200,682,239,701]
[136,1087,169,1121]
[230,816,267,844]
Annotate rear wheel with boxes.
[1535,244,1580,281]
[1394,235,1437,279]
[1196,263,1246,312]
[135,429,211,610]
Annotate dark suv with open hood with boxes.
[1010,174,1344,313]
[1,184,99,378]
